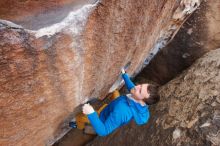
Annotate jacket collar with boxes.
[126,94,146,106]
[125,94,148,114]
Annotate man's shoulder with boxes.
[114,95,129,106]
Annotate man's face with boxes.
[131,84,150,101]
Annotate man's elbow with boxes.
[97,131,109,137]
[97,133,108,137]
[96,129,111,137]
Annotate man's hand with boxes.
[82,103,95,115]
[121,68,126,74]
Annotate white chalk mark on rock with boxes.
[29,1,100,38]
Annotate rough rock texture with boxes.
[0,0,201,145]
[138,0,220,85]
[87,48,220,146]
[0,0,97,30]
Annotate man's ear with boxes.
[130,88,135,94]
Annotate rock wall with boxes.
[0,0,201,145]
[138,0,220,85]
[87,48,220,146]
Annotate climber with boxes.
[82,68,160,136]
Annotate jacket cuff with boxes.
[87,111,98,118]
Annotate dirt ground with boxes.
[53,129,96,146]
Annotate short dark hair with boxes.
[143,84,160,105]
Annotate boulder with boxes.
[87,48,220,146]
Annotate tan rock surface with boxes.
[0,0,201,145]
[87,48,220,146]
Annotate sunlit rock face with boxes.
[139,0,220,85]
[0,0,200,145]
[87,48,220,146]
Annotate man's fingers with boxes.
[84,103,90,107]
[121,68,125,74]
[82,103,94,115]
[83,104,88,109]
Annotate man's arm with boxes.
[87,109,127,136]
[121,73,135,92]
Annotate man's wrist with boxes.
[87,109,95,115]
[87,111,96,117]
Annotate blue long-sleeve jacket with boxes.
[87,73,150,136]
[121,73,135,91]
